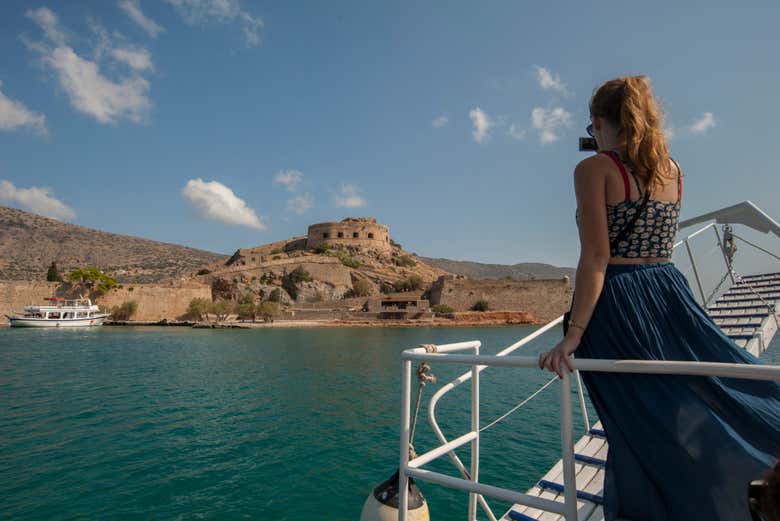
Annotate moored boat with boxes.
[6,297,110,328]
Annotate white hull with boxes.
[9,315,109,328]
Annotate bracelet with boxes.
[568,319,587,331]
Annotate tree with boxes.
[211,300,234,322]
[237,295,257,321]
[432,304,454,314]
[46,261,62,282]
[66,267,116,293]
[259,301,280,322]
[187,298,211,321]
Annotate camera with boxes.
[579,137,598,152]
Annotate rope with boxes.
[408,344,437,458]
[479,376,558,433]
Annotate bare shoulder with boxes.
[573,154,610,181]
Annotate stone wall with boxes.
[213,257,353,289]
[427,276,572,322]
[0,280,211,324]
[306,218,391,253]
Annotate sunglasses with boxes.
[586,123,595,137]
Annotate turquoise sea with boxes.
[1,326,778,520]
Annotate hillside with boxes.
[0,206,226,283]
[420,257,576,281]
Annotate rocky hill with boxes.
[0,206,226,283]
[195,238,453,304]
[420,257,576,282]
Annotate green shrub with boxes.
[432,304,454,314]
[110,301,138,321]
[351,279,372,297]
[339,255,361,268]
[268,288,283,302]
[394,254,416,268]
[314,243,331,254]
[281,267,312,300]
[471,300,489,312]
[197,268,211,276]
[270,248,283,254]
[379,281,395,294]
[394,275,424,292]
[390,239,402,249]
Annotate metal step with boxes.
[538,479,604,505]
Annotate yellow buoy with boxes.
[359,470,430,521]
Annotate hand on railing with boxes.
[538,336,579,379]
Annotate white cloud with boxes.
[0,180,76,220]
[165,0,264,47]
[118,0,165,38]
[334,184,367,208]
[534,66,569,96]
[662,123,675,141]
[469,107,493,144]
[432,115,448,128]
[25,7,153,125]
[531,107,572,144]
[508,123,526,140]
[273,170,303,192]
[25,7,66,46]
[0,81,47,135]
[182,178,266,230]
[687,112,716,135]
[111,47,154,71]
[287,193,313,215]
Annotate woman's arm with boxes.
[539,156,611,377]
[568,157,612,338]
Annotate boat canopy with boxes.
[678,200,780,238]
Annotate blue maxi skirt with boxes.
[574,261,780,521]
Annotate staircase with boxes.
[706,272,780,357]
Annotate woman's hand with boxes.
[538,336,580,379]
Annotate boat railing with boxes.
[398,347,780,521]
[400,203,780,521]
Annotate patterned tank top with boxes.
[576,150,683,258]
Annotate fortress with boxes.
[305,218,391,253]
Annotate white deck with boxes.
[500,421,607,521]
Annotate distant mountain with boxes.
[419,256,575,281]
[0,206,226,283]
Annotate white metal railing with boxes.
[397,213,780,521]
[398,349,780,521]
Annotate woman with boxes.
[538,75,780,521]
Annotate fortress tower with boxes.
[305,217,391,253]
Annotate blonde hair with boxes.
[589,75,674,194]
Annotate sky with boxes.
[0,0,779,269]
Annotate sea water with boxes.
[1,326,778,520]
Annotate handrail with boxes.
[398,353,780,521]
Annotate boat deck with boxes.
[501,272,780,521]
[502,421,607,521]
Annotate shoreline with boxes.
[100,318,545,329]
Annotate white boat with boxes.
[7,297,110,328]
[386,201,780,521]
